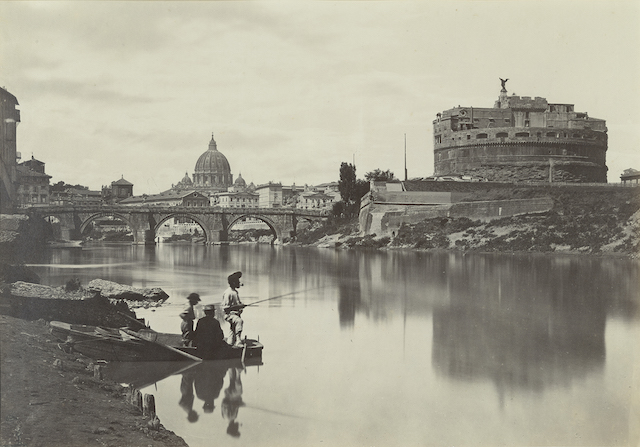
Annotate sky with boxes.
[1,1,639,195]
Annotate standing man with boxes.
[222,271,245,347]
[180,292,201,346]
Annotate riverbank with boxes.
[295,186,640,258]
[0,314,189,447]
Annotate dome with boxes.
[234,173,246,187]
[193,134,233,190]
[180,172,193,185]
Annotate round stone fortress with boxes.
[432,81,608,183]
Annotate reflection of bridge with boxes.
[23,205,328,244]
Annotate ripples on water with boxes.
[31,244,640,447]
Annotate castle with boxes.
[432,80,608,183]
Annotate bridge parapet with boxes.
[24,204,327,217]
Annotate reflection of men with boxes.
[222,271,245,347]
[178,370,199,423]
[180,293,201,346]
[194,362,227,413]
[222,367,245,438]
[192,304,226,359]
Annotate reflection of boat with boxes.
[50,321,201,362]
[154,333,264,361]
[102,361,198,389]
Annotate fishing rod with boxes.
[225,286,327,312]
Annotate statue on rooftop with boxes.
[500,78,509,90]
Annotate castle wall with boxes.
[432,92,608,183]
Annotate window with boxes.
[476,133,488,139]
[546,132,556,137]
[515,132,529,137]
[496,132,508,138]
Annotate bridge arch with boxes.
[226,213,281,244]
[79,212,138,242]
[153,213,212,244]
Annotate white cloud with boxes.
[1,1,638,192]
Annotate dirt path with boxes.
[0,315,188,447]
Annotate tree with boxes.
[365,169,395,182]
[338,162,358,205]
[338,162,371,217]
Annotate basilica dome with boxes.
[193,134,233,190]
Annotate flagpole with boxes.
[404,133,408,181]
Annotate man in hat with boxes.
[192,304,225,359]
[222,271,245,347]
[179,292,201,346]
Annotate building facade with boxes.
[50,186,102,206]
[16,156,51,207]
[1,87,20,213]
[433,81,608,183]
[120,190,210,207]
[620,168,640,186]
[102,177,134,204]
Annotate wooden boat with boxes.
[154,332,264,361]
[50,321,201,362]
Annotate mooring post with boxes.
[93,364,103,380]
[143,394,156,418]
[131,389,143,411]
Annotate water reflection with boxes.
[178,359,257,437]
[430,254,618,396]
[102,361,197,389]
[31,245,640,446]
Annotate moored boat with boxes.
[154,332,264,361]
[50,321,201,362]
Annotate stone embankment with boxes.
[298,185,640,257]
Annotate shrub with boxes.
[65,278,82,292]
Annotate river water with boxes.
[29,243,639,447]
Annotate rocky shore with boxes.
[0,314,188,447]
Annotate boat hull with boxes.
[50,321,200,362]
[154,333,264,361]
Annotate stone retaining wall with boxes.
[360,192,554,236]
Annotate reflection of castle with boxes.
[433,81,608,183]
[430,256,608,398]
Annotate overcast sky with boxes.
[2,1,639,194]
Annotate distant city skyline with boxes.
[1,1,638,194]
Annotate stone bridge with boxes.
[23,205,329,244]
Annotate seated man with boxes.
[192,304,226,359]
[179,292,201,346]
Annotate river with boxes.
[29,243,639,447]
